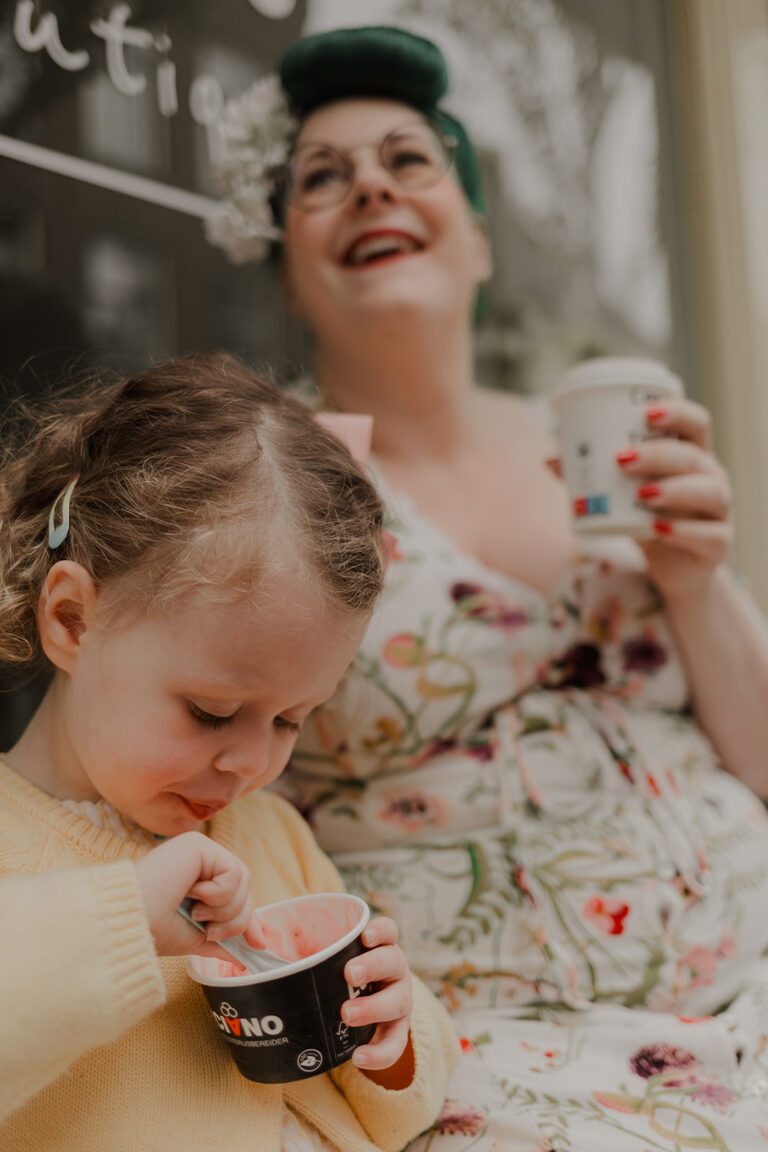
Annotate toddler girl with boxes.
[0,352,457,1151]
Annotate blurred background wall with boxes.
[1,0,767,747]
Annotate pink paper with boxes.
[314,412,373,466]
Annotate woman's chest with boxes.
[384,448,577,600]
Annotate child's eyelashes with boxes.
[187,703,302,734]
[274,716,302,735]
[188,702,237,730]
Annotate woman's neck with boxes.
[314,313,478,462]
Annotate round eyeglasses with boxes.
[282,122,458,212]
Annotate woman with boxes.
[209,26,768,1151]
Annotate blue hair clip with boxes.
[47,477,79,550]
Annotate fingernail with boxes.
[362,929,378,947]
[352,1050,369,1067]
[654,520,673,535]
[348,963,365,984]
[636,484,661,501]
[616,449,639,465]
[646,406,667,423]
[206,926,222,941]
[343,1005,360,1025]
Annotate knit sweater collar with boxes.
[0,758,238,861]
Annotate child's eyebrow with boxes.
[178,679,330,715]
[175,676,249,699]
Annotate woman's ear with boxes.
[38,561,99,674]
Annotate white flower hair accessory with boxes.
[204,75,297,264]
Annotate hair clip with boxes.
[48,476,79,550]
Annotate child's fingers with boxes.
[352,1018,410,1070]
[136,832,258,956]
[183,855,253,939]
[342,978,412,1029]
[187,865,251,917]
[345,943,407,990]
[361,915,399,949]
[343,943,412,1033]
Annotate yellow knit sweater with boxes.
[0,761,458,1152]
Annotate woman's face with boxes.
[282,98,491,337]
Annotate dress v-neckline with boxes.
[369,456,572,612]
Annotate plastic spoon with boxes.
[177,896,285,974]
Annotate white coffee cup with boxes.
[551,357,684,537]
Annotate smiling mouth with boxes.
[343,232,423,267]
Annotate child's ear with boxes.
[38,561,99,674]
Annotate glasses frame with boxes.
[278,119,459,214]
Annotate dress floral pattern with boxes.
[278,476,768,1150]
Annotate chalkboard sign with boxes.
[0,0,309,387]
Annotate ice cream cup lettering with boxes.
[187,893,375,1084]
[552,357,684,537]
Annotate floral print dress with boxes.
[279,472,768,1152]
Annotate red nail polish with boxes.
[653,520,673,535]
[646,406,667,423]
[616,449,639,465]
[637,484,661,500]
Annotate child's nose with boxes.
[214,731,274,780]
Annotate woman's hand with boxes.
[617,398,733,599]
[134,831,265,958]
[341,915,414,1085]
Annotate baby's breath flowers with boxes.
[204,75,296,263]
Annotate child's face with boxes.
[55,573,367,836]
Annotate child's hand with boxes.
[341,916,414,1085]
[134,831,266,959]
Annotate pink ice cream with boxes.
[190,893,368,981]
[255,894,362,962]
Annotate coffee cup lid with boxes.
[553,357,683,400]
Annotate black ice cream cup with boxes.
[187,892,376,1083]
